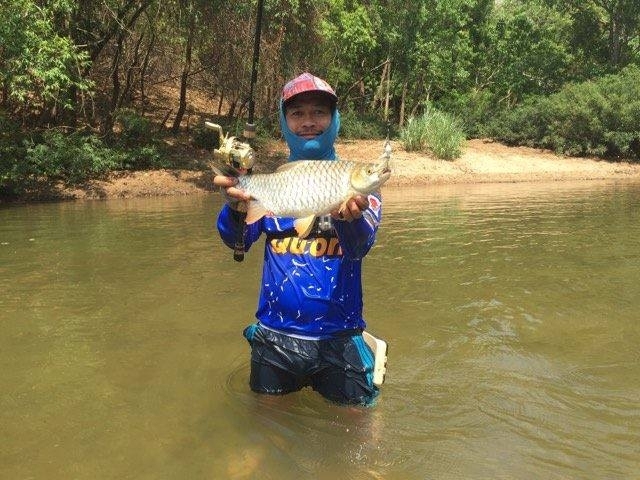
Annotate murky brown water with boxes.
[2,180,640,479]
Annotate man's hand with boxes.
[330,195,369,222]
[213,175,251,207]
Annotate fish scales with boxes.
[232,157,390,237]
[238,160,356,217]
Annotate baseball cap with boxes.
[282,73,338,105]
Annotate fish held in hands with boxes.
[228,159,391,237]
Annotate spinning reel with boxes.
[205,121,255,173]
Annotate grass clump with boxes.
[400,107,466,160]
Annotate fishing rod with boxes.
[245,0,264,144]
[207,0,264,262]
[231,0,265,263]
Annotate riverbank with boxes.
[10,138,640,201]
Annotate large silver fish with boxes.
[233,157,391,237]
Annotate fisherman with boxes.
[213,73,383,406]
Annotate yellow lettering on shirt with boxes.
[269,235,342,257]
[270,237,291,254]
[290,238,307,254]
[309,238,328,257]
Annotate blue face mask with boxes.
[279,99,341,161]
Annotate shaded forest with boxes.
[1,0,639,195]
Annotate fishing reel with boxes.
[205,121,254,263]
[205,121,255,173]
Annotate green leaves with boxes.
[401,106,466,160]
[1,0,93,110]
[486,65,640,159]
[1,0,639,185]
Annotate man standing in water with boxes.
[213,73,382,406]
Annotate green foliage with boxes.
[1,125,171,196]
[486,65,640,159]
[322,2,378,62]
[3,0,640,177]
[0,114,29,195]
[320,1,381,90]
[339,111,389,140]
[113,109,168,169]
[24,131,124,183]
[191,125,220,150]
[114,109,156,145]
[481,101,547,147]
[400,107,466,160]
[1,0,93,111]
[361,0,477,115]
[1,129,124,195]
[477,0,574,107]
[439,88,496,137]
[547,0,640,71]
[120,145,168,170]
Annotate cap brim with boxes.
[283,90,337,106]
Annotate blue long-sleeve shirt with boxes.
[216,193,382,337]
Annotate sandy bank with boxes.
[17,138,640,201]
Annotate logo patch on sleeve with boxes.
[368,194,381,213]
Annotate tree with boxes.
[1,0,93,124]
[547,0,640,72]
[474,0,574,108]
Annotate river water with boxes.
[2,180,639,479]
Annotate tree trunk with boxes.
[227,99,237,120]
[120,32,145,109]
[609,8,622,66]
[383,59,391,121]
[140,30,156,115]
[217,89,225,116]
[371,59,389,110]
[172,16,195,134]
[399,82,407,127]
[104,31,124,135]
[1,54,6,107]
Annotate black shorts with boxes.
[243,323,379,406]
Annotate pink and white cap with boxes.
[281,72,337,104]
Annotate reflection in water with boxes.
[2,181,640,479]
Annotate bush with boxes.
[400,107,466,160]
[0,114,29,196]
[484,100,550,147]
[113,109,169,169]
[121,145,169,170]
[192,124,221,150]
[339,111,390,140]
[1,127,174,197]
[24,131,124,183]
[114,108,155,145]
[439,89,496,137]
[486,65,640,159]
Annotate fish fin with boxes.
[294,215,317,238]
[245,201,269,225]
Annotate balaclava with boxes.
[279,72,341,161]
